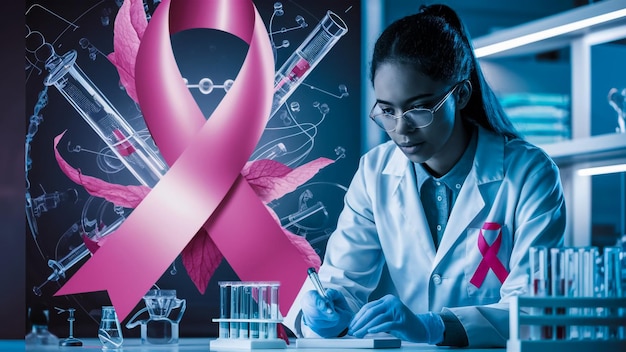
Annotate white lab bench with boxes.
[4,338,507,351]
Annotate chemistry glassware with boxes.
[603,246,624,339]
[25,306,59,347]
[56,307,83,347]
[577,246,600,339]
[549,247,577,339]
[98,306,123,349]
[212,282,285,349]
[34,216,124,295]
[126,289,186,345]
[44,49,167,188]
[528,246,548,340]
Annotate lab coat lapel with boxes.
[383,148,436,263]
[432,128,504,269]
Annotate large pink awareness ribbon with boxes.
[469,222,509,288]
[56,0,311,321]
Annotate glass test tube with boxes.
[258,285,268,339]
[44,50,167,188]
[230,285,240,338]
[219,283,230,338]
[578,246,599,339]
[563,248,580,339]
[529,246,548,340]
[271,11,348,119]
[530,246,549,296]
[603,247,624,339]
[216,282,281,340]
[604,246,624,298]
[239,286,250,339]
[549,248,574,339]
[268,284,279,339]
[250,285,260,339]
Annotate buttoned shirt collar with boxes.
[415,128,478,191]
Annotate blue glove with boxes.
[348,294,445,344]
[301,288,353,337]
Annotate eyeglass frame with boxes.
[369,81,463,132]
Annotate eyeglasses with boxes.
[369,83,460,132]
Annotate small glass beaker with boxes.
[98,306,123,349]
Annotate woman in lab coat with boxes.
[288,4,566,348]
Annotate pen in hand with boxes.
[307,267,333,314]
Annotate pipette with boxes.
[307,267,333,313]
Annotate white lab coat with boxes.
[284,126,566,347]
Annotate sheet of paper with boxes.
[296,336,402,349]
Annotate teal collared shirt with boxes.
[414,129,477,250]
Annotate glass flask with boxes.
[25,306,59,347]
[98,306,123,349]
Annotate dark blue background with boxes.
[0,1,26,340]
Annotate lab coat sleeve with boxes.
[447,149,566,347]
[283,151,388,336]
[319,153,387,311]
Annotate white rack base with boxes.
[209,338,287,350]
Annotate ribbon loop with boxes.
[469,222,509,288]
[56,0,311,321]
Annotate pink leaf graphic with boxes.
[284,228,321,270]
[107,0,147,103]
[181,227,223,294]
[242,158,335,203]
[265,204,321,271]
[54,132,151,208]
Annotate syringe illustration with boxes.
[33,46,169,294]
[33,216,124,296]
[44,49,168,188]
[271,10,347,119]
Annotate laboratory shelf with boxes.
[539,133,626,167]
[474,0,626,246]
[473,0,626,59]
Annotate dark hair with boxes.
[370,4,519,139]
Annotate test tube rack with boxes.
[507,296,626,352]
[210,282,286,350]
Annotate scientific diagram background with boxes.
[22,0,361,339]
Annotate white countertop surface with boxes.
[4,337,507,351]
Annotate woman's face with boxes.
[372,62,468,175]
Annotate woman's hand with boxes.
[301,288,353,337]
[348,294,445,344]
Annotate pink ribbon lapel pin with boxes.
[469,222,509,288]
